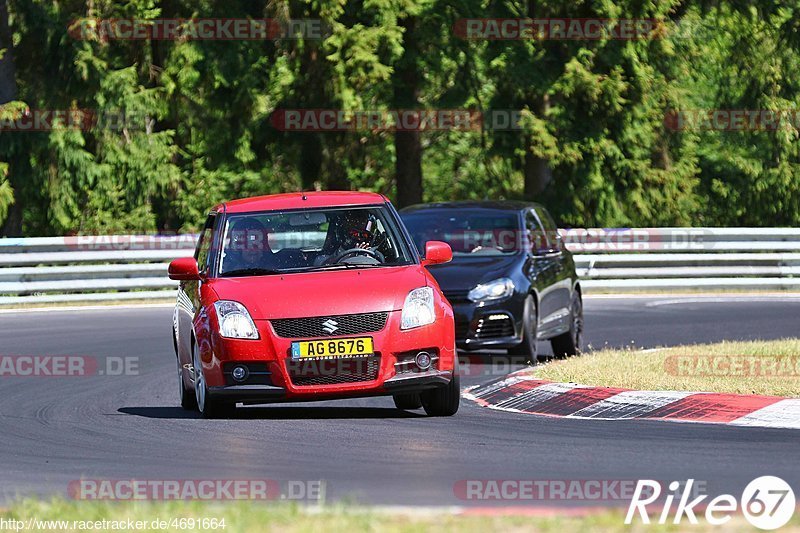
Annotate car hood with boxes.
[208,266,427,319]
[426,254,522,292]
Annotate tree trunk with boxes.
[0,0,16,104]
[1,200,22,236]
[393,16,422,208]
[298,133,322,190]
[0,0,19,236]
[523,95,552,199]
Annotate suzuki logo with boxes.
[321,319,339,334]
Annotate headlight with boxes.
[214,300,259,339]
[401,287,436,330]
[468,278,515,303]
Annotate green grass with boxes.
[2,499,798,532]
[533,339,800,396]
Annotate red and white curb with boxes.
[463,371,800,429]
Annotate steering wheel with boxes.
[331,247,383,264]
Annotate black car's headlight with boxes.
[468,278,515,303]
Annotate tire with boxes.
[393,393,423,410]
[178,355,197,411]
[421,372,460,417]
[192,344,235,419]
[551,291,583,359]
[509,295,539,364]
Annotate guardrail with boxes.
[0,228,799,304]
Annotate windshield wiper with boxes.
[303,263,385,272]
[221,267,282,277]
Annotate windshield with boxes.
[402,209,523,256]
[218,206,414,276]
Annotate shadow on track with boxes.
[118,406,424,420]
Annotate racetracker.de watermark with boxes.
[454,479,707,502]
[0,108,149,132]
[665,355,800,378]
[0,356,138,377]
[68,479,325,501]
[453,18,666,40]
[665,109,800,131]
[63,233,199,251]
[68,18,329,41]
[270,109,525,132]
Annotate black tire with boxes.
[192,343,235,419]
[551,290,583,359]
[393,393,423,410]
[421,372,460,417]
[178,356,197,411]
[509,295,539,364]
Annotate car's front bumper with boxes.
[449,296,525,350]
[207,369,454,404]
[199,308,456,403]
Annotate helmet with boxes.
[229,218,270,253]
[337,210,374,245]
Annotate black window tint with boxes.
[534,208,561,250]
[195,215,216,273]
[525,211,547,251]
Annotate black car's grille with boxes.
[474,315,515,339]
[443,290,470,304]
[287,356,380,386]
[271,312,388,339]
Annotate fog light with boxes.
[231,365,249,382]
[415,351,432,370]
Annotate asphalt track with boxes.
[1,295,800,506]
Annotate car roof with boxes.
[400,200,543,213]
[216,191,389,214]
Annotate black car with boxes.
[400,201,582,362]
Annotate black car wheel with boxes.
[178,355,197,411]
[551,291,583,358]
[421,370,460,417]
[192,343,235,419]
[509,295,539,364]
[393,393,422,410]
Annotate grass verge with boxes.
[1,499,797,532]
[534,339,800,396]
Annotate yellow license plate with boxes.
[291,337,374,359]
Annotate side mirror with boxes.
[168,257,201,281]
[422,241,453,266]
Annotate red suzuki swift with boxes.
[169,192,459,418]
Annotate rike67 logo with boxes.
[626,476,795,530]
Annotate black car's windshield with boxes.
[402,209,523,256]
[218,206,414,276]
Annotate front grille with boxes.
[287,356,380,386]
[443,290,470,304]
[475,315,515,339]
[271,312,388,339]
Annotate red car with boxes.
[169,191,459,418]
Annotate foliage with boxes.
[1,0,799,235]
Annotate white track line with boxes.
[729,399,800,430]
[495,382,583,411]
[567,390,694,419]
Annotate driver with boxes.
[223,218,273,273]
[317,210,380,265]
